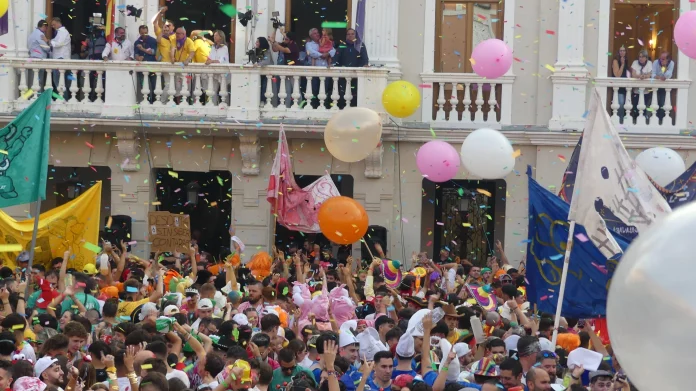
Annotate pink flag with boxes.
[267,128,340,233]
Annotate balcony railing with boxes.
[594,78,691,134]
[0,58,390,122]
[419,73,514,129]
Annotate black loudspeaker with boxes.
[102,215,132,247]
[361,225,388,261]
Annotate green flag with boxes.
[0,89,52,208]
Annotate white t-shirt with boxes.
[298,356,314,369]
[167,369,191,387]
[102,377,136,391]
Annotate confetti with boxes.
[219,4,237,17]
[544,64,556,72]
[575,233,589,242]
[512,149,521,158]
[476,188,492,197]
[549,254,564,261]
[85,142,94,148]
[558,154,566,162]
[322,22,348,28]
[83,242,102,253]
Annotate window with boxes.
[435,1,504,73]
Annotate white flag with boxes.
[568,90,672,257]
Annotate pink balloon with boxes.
[416,141,460,183]
[471,39,513,79]
[675,10,696,59]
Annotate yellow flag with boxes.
[0,181,102,271]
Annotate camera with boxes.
[271,11,284,29]
[246,49,258,64]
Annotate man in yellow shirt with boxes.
[151,7,176,102]
[190,30,213,63]
[170,27,195,103]
[117,272,164,318]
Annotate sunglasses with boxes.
[539,351,557,359]
[281,365,296,373]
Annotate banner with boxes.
[526,168,629,318]
[0,0,8,36]
[651,161,696,208]
[105,0,116,43]
[0,89,52,208]
[561,144,696,239]
[0,181,102,271]
[267,128,340,233]
[148,212,191,253]
[566,90,670,257]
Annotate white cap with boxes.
[34,357,58,378]
[163,305,179,316]
[232,313,249,326]
[539,337,555,352]
[453,342,471,357]
[197,298,213,310]
[339,329,358,347]
[395,333,415,357]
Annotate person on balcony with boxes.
[49,17,72,100]
[270,31,300,108]
[306,28,336,109]
[170,27,195,104]
[27,20,49,88]
[205,30,230,105]
[188,30,213,104]
[253,37,273,105]
[134,25,158,104]
[652,51,675,123]
[334,28,369,108]
[630,49,653,121]
[102,28,134,61]
[611,46,630,123]
[152,7,176,102]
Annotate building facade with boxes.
[0,0,694,266]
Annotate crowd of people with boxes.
[0,229,638,391]
[25,9,369,108]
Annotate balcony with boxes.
[594,77,691,134]
[0,58,390,123]
[419,73,515,129]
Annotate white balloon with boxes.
[460,128,515,179]
[635,147,685,187]
[607,202,696,391]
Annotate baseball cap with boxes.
[589,370,614,381]
[34,356,58,377]
[197,298,213,310]
[102,286,119,299]
[83,264,98,275]
[17,251,30,263]
[163,305,179,316]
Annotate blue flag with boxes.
[526,167,630,318]
[653,161,696,208]
[0,90,52,208]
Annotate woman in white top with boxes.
[205,30,230,105]
[630,49,653,119]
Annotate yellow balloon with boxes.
[324,107,382,162]
[0,0,8,17]
[382,81,421,118]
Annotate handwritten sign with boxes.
[148,212,191,253]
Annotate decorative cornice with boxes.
[239,135,261,176]
[115,131,140,172]
[364,145,384,179]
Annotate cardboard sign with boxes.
[148,212,191,253]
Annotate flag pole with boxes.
[24,194,42,299]
[551,220,576,346]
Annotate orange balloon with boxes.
[318,196,369,245]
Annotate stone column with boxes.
[549,0,590,131]
[363,0,400,69]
